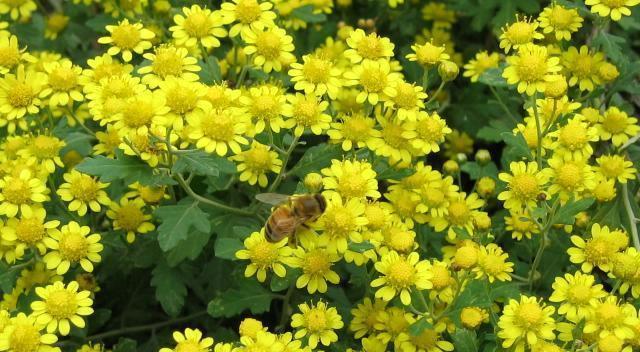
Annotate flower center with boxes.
[480,255,505,275]
[357,35,383,60]
[601,0,627,8]
[506,22,535,44]
[3,179,31,205]
[342,116,371,140]
[304,249,331,274]
[412,329,438,349]
[448,201,470,225]
[393,83,417,108]
[416,44,443,65]
[336,173,367,198]
[183,12,211,38]
[596,302,622,327]
[111,23,141,49]
[121,100,155,128]
[255,31,282,60]
[69,177,100,202]
[424,189,445,207]
[387,259,415,288]
[252,95,279,119]
[574,55,594,78]
[15,218,45,244]
[235,0,262,24]
[243,148,273,171]
[430,265,451,289]
[416,118,444,142]
[550,6,574,27]
[584,238,613,265]
[559,125,588,149]
[602,111,627,133]
[59,232,89,262]
[386,229,415,253]
[306,309,327,332]
[556,163,582,189]
[510,173,539,199]
[49,66,78,91]
[567,284,591,304]
[46,289,77,319]
[600,158,624,178]
[7,82,34,108]
[325,209,355,235]
[381,123,405,148]
[165,86,198,114]
[293,100,320,126]
[517,53,547,81]
[302,58,330,83]
[8,324,41,352]
[200,113,235,141]
[0,46,20,69]
[116,204,145,231]
[249,241,278,267]
[152,48,184,78]
[360,67,387,93]
[516,302,543,328]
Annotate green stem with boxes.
[67,107,95,136]
[236,64,250,86]
[86,311,207,341]
[268,135,300,193]
[174,174,256,218]
[610,280,622,296]
[489,85,518,125]
[425,81,446,106]
[528,232,547,291]
[622,183,640,251]
[421,67,429,91]
[530,93,543,168]
[276,285,295,331]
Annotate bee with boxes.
[255,193,327,243]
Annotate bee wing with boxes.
[255,193,290,206]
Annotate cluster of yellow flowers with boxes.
[0,0,637,351]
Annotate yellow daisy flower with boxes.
[220,0,277,38]
[474,243,514,283]
[112,89,169,136]
[396,323,454,352]
[288,53,343,99]
[567,223,621,273]
[235,230,293,282]
[18,135,66,174]
[230,141,282,187]
[371,251,433,305]
[30,281,93,336]
[187,104,249,156]
[0,35,36,74]
[538,4,583,41]
[56,170,111,216]
[344,59,401,105]
[314,193,368,253]
[585,0,639,21]
[0,65,46,127]
[502,43,561,95]
[596,106,640,147]
[289,238,340,294]
[595,154,636,184]
[243,26,295,73]
[549,271,606,321]
[327,112,381,151]
[499,15,544,53]
[283,93,332,137]
[81,53,133,85]
[344,29,395,63]
[44,12,69,39]
[561,46,605,92]
[156,77,207,130]
[404,111,452,155]
[106,197,155,243]
[406,41,450,68]
[43,221,102,275]
[98,19,155,62]
[0,0,36,21]
[170,5,227,49]
[93,125,121,157]
[497,296,556,351]
[584,295,639,339]
[159,328,214,352]
[239,84,289,135]
[138,44,201,88]
[291,301,344,349]
[321,159,380,199]
[84,73,146,124]
[0,313,59,352]
[0,169,48,218]
[40,59,84,107]
[430,192,485,239]
[549,116,599,159]
[1,206,59,257]
[505,209,539,240]
[349,297,386,338]
[546,154,596,201]
[385,80,427,121]
[463,51,500,82]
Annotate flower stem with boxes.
[530,93,543,169]
[489,85,518,125]
[622,182,640,251]
[425,81,446,106]
[86,311,207,341]
[268,135,300,193]
[174,174,256,218]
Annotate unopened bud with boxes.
[476,177,496,198]
[455,153,467,163]
[475,149,491,165]
[438,60,459,82]
[443,160,459,174]
[304,173,323,193]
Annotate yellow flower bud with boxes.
[453,245,478,269]
[544,74,567,99]
[438,60,459,82]
[443,160,459,174]
[475,149,491,165]
[304,172,323,193]
[473,212,491,230]
[598,62,619,83]
[476,177,496,198]
[460,307,488,329]
[238,318,265,339]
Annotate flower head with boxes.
[42,221,102,275]
[344,29,395,63]
[30,281,93,336]
[98,19,155,62]
[0,313,59,352]
[538,5,583,41]
[235,230,293,282]
[170,5,227,49]
[463,51,500,82]
[243,26,295,73]
[585,0,640,21]
[57,170,110,216]
[159,328,214,352]
[291,301,344,349]
[474,243,514,283]
[106,197,155,243]
[371,251,433,305]
[503,43,561,95]
[498,296,556,351]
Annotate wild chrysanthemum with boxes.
[113,90,169,136]
[375,306,413,345]
[596,106,640,147]
[549,116,599,159]
[81,54,133,85]
[98,19,155,62]
[119,128,167,167]
[42,221,102,275]
[138,45,201,88]
[430,192,485,239]
[0,169,48,217]
[344,29,395,63]
[327,112,381,151]
[157,77,207,129]
[203,83,241,110]
[474,243,514,282]
[561,46,605,91]
[0,65,46,128]
[0,35,35,75]
[56,170,110,216]
[502,43,561,95]
[19,135,65,174]
[289,239,340,294]
[243,26,295,73]
[2,207,59,257]
[405,111,452,155]
[585,0,639,21]
[0,313,59,352]
[499,16,544,53]
[549,271,606,321]
[546,154,596,201]
[107,197,155,243]
[238,318,266,339]
[396,323,454,352]
[40,59,83,107]
[321,159,380,199]
[187,104,248,156]
[538,5,583,41]
[84,73,146,124]
[291,301,344,349]
[159,328,214,352]
[370,115,414,165]
[406,41,449,67]
[314,193,368,253]
[343,59,400,105]
[283,93,332,136]
[385,80,427,121]
[371,251,433,305]
[236,232,293,282]
[505,209,539,240]
[219,0,277,38]
[463,51,500,82]
[0,0,36,20]
[230,142,281,187]
[44,12,69,39]
[444,130,474,159]
[349,297,386,338]
[239,84,289,135]
[170,5,227,49]
[568,223,622,272]
[497,296,556,351]
[289,53,343,99]
[584,295,639,339]
[461,307,490,330]
[595,154,636,184]
[93,125,121,157]
[30,281,93,336]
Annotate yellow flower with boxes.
[0,0,36,20]
[40,59,83,107]
[327,112,381,151]
[30,281,93,336]
[502,43,561,95]
[157,77,207,130]
[220,0,277,38]
[584,295,639,339]
[430,192,485,239]
[405,111,452,155]
[44,12,69,39]
[231,141,281,187]
[56,170,110,216]
[0,169,48,218]
[396,323,454,352]
[343,59,401,105]
[585,0,639,21]
[84,73,146,124]
[497,296,556,351]
[549,116,599,159]
[505,209,539,240]
[321,159,380,199]
[187,104,249,156]
[243,26,295,73]
[138,44,201,88]
[460,307,489,330]
[289,53,343,99]
[499,15,544,53]
[370,115,414,166]
[98,19,155,62]
[474,243,514,283]
[112,89,169,136]
[283,93,332,137]
[314,193,368,253]
[375,306,413,344]
[421,2,456,26]
[159,328,214,352]
[596,106,640,147]
[549,271,606,321]
[239,84,288,135]
[344,29,395,63]
[444,129,474,158]
[546,154,596,201]
[561,46,605,92]
[371,251,433,305]
[107,197,155,243]
[289,238,340,293]
[170,5,227,49]
[385,80,427,121]
[235,230,292,282]
[81,53,133,86]
[19,135,66,173]
[43,221,102,275]
[568,223,622,273]
[463,51,500,82]
[406,41,450,67]
[0,313,59,352]
[0,35,35,75]
[594,155,636,186]
[2,206,59,257]
[349,297,386,338]
[291,301,344,349]
[538,5,583,41]
[0,65,46,128]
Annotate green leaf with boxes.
[112,338,137,352]
[452,329,479,352]
[460,162,498,180]
[291,5,326,23]
[501,132,531,160]
[477,119,513,143]
[348,241,375,253]
[552,198,595,225]
[166,230,212,267]
[478,67,508,87]
[61,132,94,156]
[0,264,19,293]
[207,280,275,318]
[75,152,175,186]
[199,57,222,84]
[172,150,236,176]
[155,200,211,252]
[85,14,114,33]
[592,32,627,65]
[150,262,187,317]
[214,237,244,261]
[409,316,433,336]
[290,144,343,177]
[270,268,300,292]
